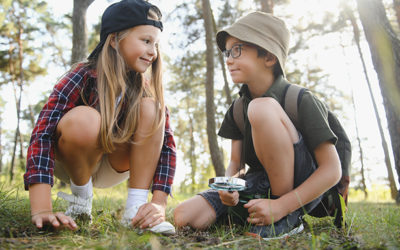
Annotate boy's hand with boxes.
[31,211,77,230]
[243,198,286,226]
[218,190,239,207]
[130,202,166,229]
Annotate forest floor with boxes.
[1,181,399,249]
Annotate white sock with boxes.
[126,188,149,210]
[70,177,93,199]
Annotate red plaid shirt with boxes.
[24,64,176,194]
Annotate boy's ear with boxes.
[264,54,277,68]
[110,34,117,49]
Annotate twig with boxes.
[211,238,255,248]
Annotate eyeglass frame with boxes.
[223,44,244,59]
[223,43,259,59]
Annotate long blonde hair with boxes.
[94,20,164,153]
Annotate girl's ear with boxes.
[264,53,277,68]
[110,34,117,49]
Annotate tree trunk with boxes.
[189,113,197,193]
[71,0,95,64]
[10,16,25,182]
[202,0,225,176]
[211,8,232,106]
[351,88,368,199]
[357,0,400,201]
[259,0,274,13]
[0,122,2,174]
[394,0,400,29]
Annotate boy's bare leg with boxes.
[56,106,103,185]
[174,195,216,229]
[247,97,299,197]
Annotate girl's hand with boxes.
[130,202,166,229]
[218,190,239,207]
[243,198,286,226]
[31,211,77,230]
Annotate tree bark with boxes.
[0,122,2,174]
[202,0,225,176]
[259,0,274,13]
[394,0,400,29]
[211,9,232,106]
[71,0,95,64]
[357,0,400,201]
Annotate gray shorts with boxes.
[199,133,322,224]
[54,154,130,188]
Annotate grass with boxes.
[0,181,399,249]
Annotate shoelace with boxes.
[57,191,92,206]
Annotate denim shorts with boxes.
[198,133,322,224]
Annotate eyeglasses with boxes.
[223,44,244,59]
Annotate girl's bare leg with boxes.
[108,97,164,189]
[56,106,103,185]
[247,97,299,197]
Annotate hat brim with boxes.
[88,40,105,60]
[216,27,287,77]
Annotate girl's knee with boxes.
[57,106,101,147]
[138,97,159,128]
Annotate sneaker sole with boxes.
[261,223,304,241]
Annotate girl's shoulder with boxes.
[55,62,97,90]
[68,62,97,79]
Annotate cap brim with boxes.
[216,31,229,52]
[88,40,105,60]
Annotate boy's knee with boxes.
[248,97,279,126]
[173,203,189,228]
[57,106,100,147]
[173,196,216,230]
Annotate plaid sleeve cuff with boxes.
[24,169,54,190]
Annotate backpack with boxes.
[233,83,351,228]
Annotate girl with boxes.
[24,0,176,235]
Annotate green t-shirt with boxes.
[218,75,337,171]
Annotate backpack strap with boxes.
[283,84,307,126]
[233,97,245,135]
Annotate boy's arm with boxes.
[244,141,341,225]
[279,141,341,214]
[29,183,77,230]
[225,139,242,177]
[219,139,243,207]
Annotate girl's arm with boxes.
[244,141,341,225]
[29,183,77,230]
[151,108,176,194]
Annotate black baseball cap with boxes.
[88,0,163,60]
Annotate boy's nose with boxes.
[225,56,234,65]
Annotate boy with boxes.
[173,11,342,240]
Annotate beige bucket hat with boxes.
[216,11,290,77]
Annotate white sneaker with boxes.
[57,191,93,221]
[121,205,176,235]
